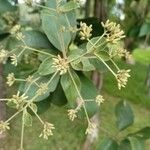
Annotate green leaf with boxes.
[23,109,32,127]
[19,73,60,102]
[127,127,150,140]
[139,23,150,37]
[42,1,76,51]
[86,36,107,52]
[68,49,95,71]
[22,30,54,49]
[90,58,108,72]
[79,73,98,117]
[0,0,16,13]
[115,101,134,131]
[36,97,51,114]
[128,137,144,150]
[38,57,56,76]
[50,82,68,106]
[61,70,81,107]
[119,139,131,150]
[97,137,118,150]
[59,1,79,12]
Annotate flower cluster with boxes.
[102,20,125,43]
[67,98,83,121]
[6,73,15,86]
[0,121,10,135]
[79,22,92,40]
[95,95,105,106]
[109,47,131,60]
[52,55,69,75]
[39,122,55,140]
[116,69,131,90]
[85,122,97,135]
[10,91,28,110]
[10,25,24,40]
[68,109,78,121]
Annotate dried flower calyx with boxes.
[79,22,92,40]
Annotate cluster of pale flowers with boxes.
[52,55,69,75]
[68,95,105,134]
[0,72,55,141]
[79,20,131,90]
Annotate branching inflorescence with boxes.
[0,0,131,149]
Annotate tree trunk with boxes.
[85,0,91,18]
[94,0,107,21]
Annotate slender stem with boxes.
[47,71,58,84]
[6,110,22,123]
[23,46,56,57]
[0,99,11,101]
[88,32,106,52]
[95,54,116,77]
[15,79,26,82]
[68,51,89,63]
[110,58,120,71]
[68,69,90,124]
[24,77,40,95]
[29,105,44,125]
[20,112,25,150]
[35,3,56,12]
[84,99,94,102]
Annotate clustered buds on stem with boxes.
[116,69,131,90]
[6,73,15,86]
[39,122,55,140]
[95,95,105,106]
[52,55,69,75]
[85,122,97,135]
[0,121,10,135]
[102,20,125,43]
[10,91,28,110]
[79,22,92,40]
